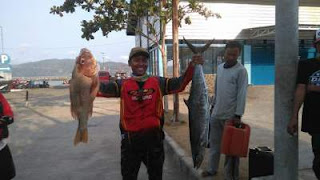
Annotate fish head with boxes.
[76,48,98,77]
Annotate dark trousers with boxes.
[120,132,164,180]
[312,134,320,180]
[0,145,15,180]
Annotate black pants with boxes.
[0,145,15,180]
[121,131,164,180]
[311,134,320,180]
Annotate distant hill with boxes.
[12,59,132,77]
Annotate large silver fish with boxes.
[69,48,99,146]
[183,37,213,168]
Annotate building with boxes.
[128,0,320,85]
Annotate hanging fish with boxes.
[183,37,213,168]
[69,48,99,146]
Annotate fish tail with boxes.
[81,128,88,143]
[73,128,88,146]
[74,129,81,146]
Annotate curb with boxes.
[163,131,202,180]
[163,131,316,180]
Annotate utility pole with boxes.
[274,0,299,179]
[172,0,179,122]
[101,52,105,70]
[0,26,4,53]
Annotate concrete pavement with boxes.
[164,86,318,180]
[5,88,188,180]
[4,87,319,180]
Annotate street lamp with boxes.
[100,52,111,71]
[0,26,4,53]
[101,52,105,70]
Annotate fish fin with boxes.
[183,37,197,54]
[88,105,93,118]
[90,76,100,99]
[199,38,215,54]
[183,98,189,107]
[73,129,81,146]
[81,128,88,143]
[69,80,79,119]
[183,36,214,54]
[73,128,88,146]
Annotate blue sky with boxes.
[0,0,135,65]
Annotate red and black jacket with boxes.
[0,93,14,140]
[98,63,194,133]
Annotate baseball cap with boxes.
[129,47,149,61]
[314,29,320,44]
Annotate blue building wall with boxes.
[155,41,316,86]
[251,45,275,85]
[247,44,316,85]
[300,47,316,59]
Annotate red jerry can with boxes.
[221,120,250,157]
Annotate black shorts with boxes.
[0,145,16,180]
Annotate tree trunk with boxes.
[160,22,169,113]
[172,0,179,122]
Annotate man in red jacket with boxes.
[98,47,203,180]
[0,92,15,180]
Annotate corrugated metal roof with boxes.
[197,0,320,7]
[165,2,320,40]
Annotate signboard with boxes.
[0,54,10,64]
[0,66,11,71]
[0,64,12,72]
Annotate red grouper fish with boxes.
[69,48,99,146]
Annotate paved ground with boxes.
[164,85,318,180]
[5,87,188,180]
[4,85,318,180]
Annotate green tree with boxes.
[50,0,220,77]
[51,0,220,118]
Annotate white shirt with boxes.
[212,62,248,119]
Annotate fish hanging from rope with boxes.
[69,48,99,146]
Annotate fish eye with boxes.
[80,58,85,64]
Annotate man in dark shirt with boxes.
[288,29,320,179]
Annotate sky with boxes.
[0,0,136,65]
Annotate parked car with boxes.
[11,79,28,89]
[98,70,111,83]
[27,80,49,88]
